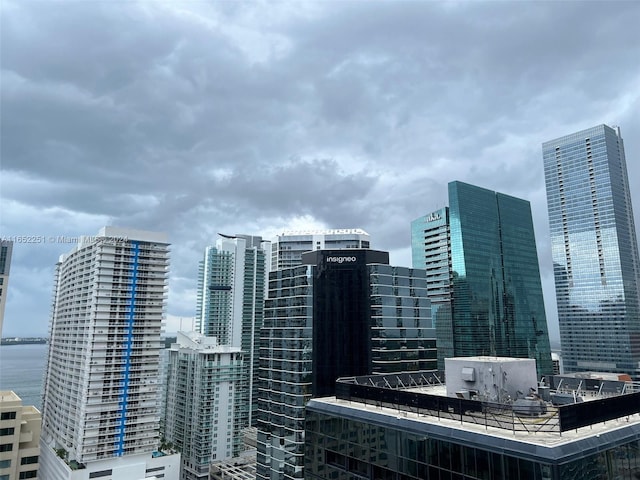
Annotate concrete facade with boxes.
[0,391,40,480]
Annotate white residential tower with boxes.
[39,227,180,480]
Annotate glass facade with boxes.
[0,241,12,275]
[411,208,453,370]
[197,246,234,341]
[369,264,436,375]
[0,240,12,333]
[196,235,268,428]
[257,266,313,480]
[449,182,553,376]
[543,125,640,379]
[256,251,436,480]
[305,406,640,480]
[413,183,553,376]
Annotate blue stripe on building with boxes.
[117,241,140,456]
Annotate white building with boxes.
[39,227,180,480]
[270,229,370,271]
[196,234,269,427]
[0,391,40,480]
[164,332,244,480]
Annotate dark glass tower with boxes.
[543,124,640,379]
[412,182,553,376]
[256,249,436,480]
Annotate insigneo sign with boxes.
[326,256,357,263]
[426,212,442,222]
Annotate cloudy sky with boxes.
[1,1,639,341]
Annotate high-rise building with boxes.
[0,240,13,334]
[411,208,453,370]
[257,249,436,480]
[543,124,640,379]
[196,234,269,428]
[270,229,370,271]
[163,332,244,480]
[411,182,553,376]
[0,391,41,480]
[39,227,180,480]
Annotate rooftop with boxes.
[329,370,640,444]
[277,228,369,236]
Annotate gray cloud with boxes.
[1,1,639,339]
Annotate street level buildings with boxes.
[196,234,269,428]
[270,229,370,271]
[543,124,640,379]
[256,249,436,480]
[411,182,553,375]
[163,332,244,480]
[39,227,180,480]
[0,391,40,480]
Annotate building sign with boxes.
[426,212,442,222]
[326,256,357,264]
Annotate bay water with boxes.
[0,343,48,410]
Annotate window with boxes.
[19,472,38,479]
[0,459,10,468]
[0,412,16,421]
[89,469,112,478]
[21,456,39,465]
[0,428,14,437]
[0,444,13,453]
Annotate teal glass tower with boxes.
[543,125,640,379]
[412,181,553,376]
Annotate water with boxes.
[0,343,48,410]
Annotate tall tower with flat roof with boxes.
[543,124,640,379]
[39,227,180,479]
[412,182,553,376]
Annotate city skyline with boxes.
[2,2,640,340]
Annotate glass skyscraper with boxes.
[543,124,640,379]
[412,182,553,376]
[256,249,436,480]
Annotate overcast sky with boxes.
[1,1,639,341]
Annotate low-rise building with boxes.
[0,391,41,480]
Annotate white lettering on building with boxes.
[326,256,357,263]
